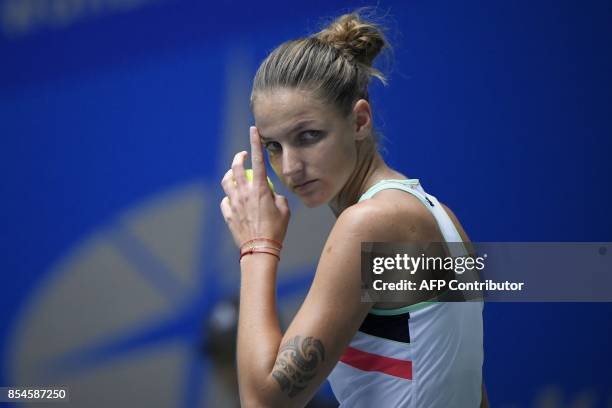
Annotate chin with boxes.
[289,181,334,208]
[297,190,331,208]
[299,196,326,208]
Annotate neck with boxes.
[328,137,405,218]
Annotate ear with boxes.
[352,99,372,141]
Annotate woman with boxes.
[220,11,486,408]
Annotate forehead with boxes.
[253,88,341,138]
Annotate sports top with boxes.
[327,179,484,407]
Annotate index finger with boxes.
[249,126,267,185]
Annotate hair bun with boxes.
[315,11,387,67]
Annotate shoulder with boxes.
[333,190,441,243]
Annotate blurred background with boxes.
[1,0,611,406]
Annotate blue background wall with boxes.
[1,0,611,406]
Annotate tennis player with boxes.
[220,10,487,407]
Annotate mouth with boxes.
[293,179,318,192]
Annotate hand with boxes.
[220,126,290,248]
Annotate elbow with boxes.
[239,380,280,408]
[240,396,270,408]
[239,392,284,408]
[239,377,302,408]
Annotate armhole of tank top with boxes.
[369,299,440,315]
[359,179,424,204]
[360,179,467,316]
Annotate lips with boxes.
[293,179,317,192]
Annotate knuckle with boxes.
[221,172,232,185]
[232,152,245,164]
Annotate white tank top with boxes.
[327,179,484,407]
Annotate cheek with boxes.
[316,139,358,195]
[326,139,357,175]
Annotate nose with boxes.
[281,147,304,179]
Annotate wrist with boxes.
[240,249,281,262]
[239,251,280,269]
[239,237,283,262]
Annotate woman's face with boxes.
[253,88,360,208]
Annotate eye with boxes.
[264,141,282,154]
[298,130,323,145]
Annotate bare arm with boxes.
[236,254,283,405]
[235,206,374,407]
[235,200,439,407]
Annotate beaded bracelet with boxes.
[240,237,283,250]
[240,248,281,262]
[240,245,281,252]
[239,237,282,262]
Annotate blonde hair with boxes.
[251,10,389,116]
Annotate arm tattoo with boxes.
[272,335,325,398]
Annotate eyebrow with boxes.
[260,120,318,142]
